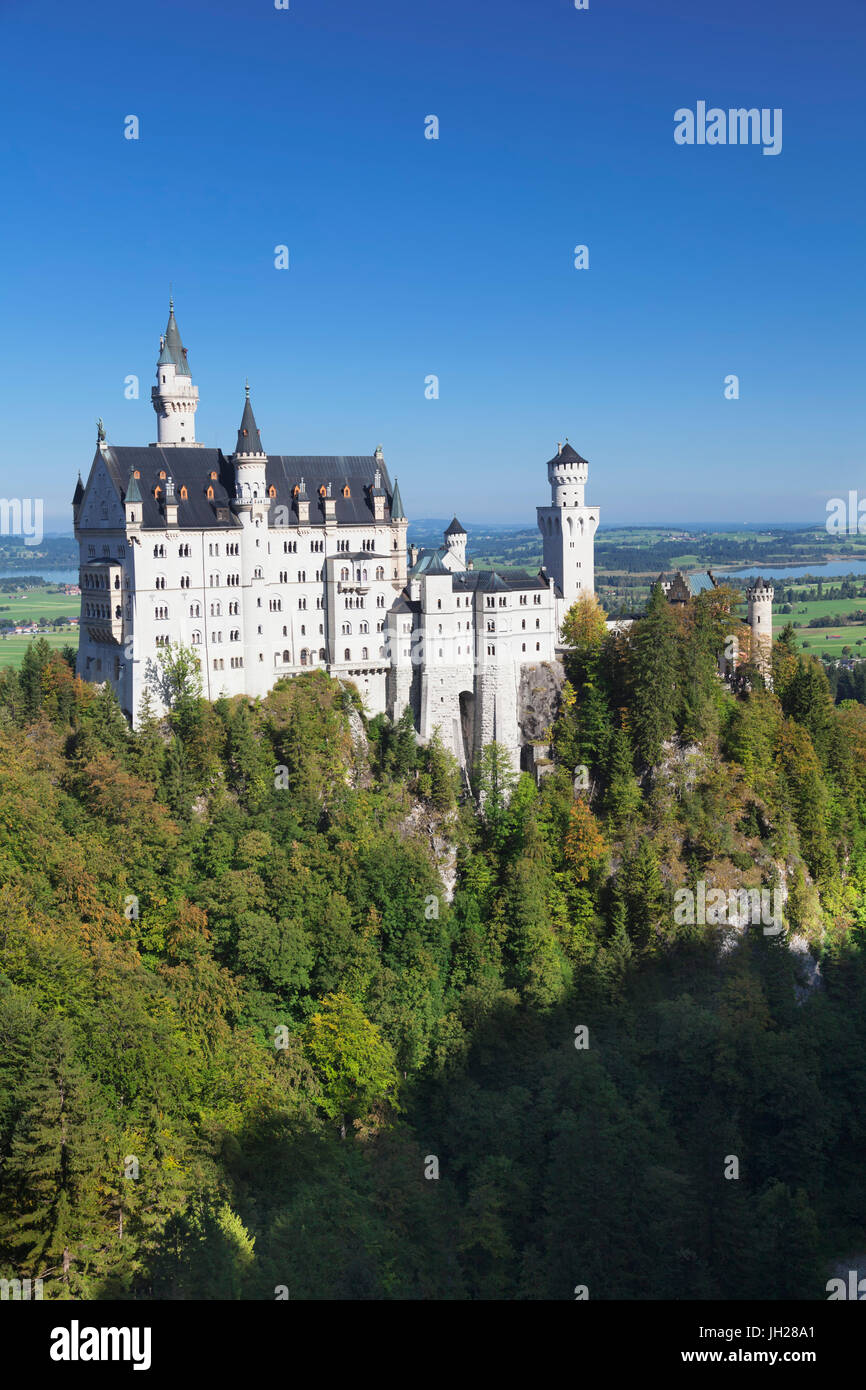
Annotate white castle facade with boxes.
[73,302,599,770]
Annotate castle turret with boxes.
[390,476,408,586]
[536,440,599,626]
[747,576,774,686]
[151,298,201,446]
[443,516,467,571]
[232,382,268,506]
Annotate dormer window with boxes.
[269,485,276,498]
[159,470,166,480]
[210,471,218,481]
[319,485,327,497]
[342,485,350,498]
[207,485,214,499]
[180,485,188,500]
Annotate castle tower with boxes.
[443,517,467,571]
[151,298,201,446]
[747,576,774,687]
[390,476,408,586]
[536,441,599,626]
[232,382,268,504]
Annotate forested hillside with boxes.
[1,587,865,1300]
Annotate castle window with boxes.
[159,470,166,480]
[343,485,350,498]
[536,619,540,629]
[298,570,306,583]
[437,599,442,610]
[300,649,308,666]
[521,619,526,630]
[283,649,290,663]
[269,485,277,498]
[207,486,214,499]
[536,642,540,651]
[362,647,368,660]
[180,485,188,500]
[319,486,327,497]
[300,625,306,635]
[190,603,201,617]
[376,566,384,581]
[487,645,495,655]
[522,643,526,652]
[342,622,351,636]
[191,631,202,645]
[360,621,368,634]
[340,567,349,582]
[344,648,350,661]
[210,471,217,481]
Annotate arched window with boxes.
[344,648,350,661]
[180,485,188,500]
[340,567,349,581]
[207,485,214,499]
[269,484,277,498]
[361,647,368,660]
[300,649,308,666]
[319,648,326,661]
[283,649,290,663]
[376,566,384,580]
[342,485,350,498]
[319,485,327,497]
[191,631,202,645]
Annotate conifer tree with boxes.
[628,584,679,768]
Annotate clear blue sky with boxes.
[2,0,864,530]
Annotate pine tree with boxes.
[0,1026,110,1294]
[628,584,679,768]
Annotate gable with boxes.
[77,451,126,530]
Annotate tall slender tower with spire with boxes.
[151,298,201,446]
[537,440,599,628]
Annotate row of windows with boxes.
[212,657,244,670]
[86,545,124,559]
[82,571,120,589]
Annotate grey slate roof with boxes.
[90,444,399,532]
[235,390,264,455]
[72,475,84,505]
[100,446,238,529]
[390,477,406,521]
[124,472,142,504]
[546,442,587,468]
[163,305,191,376]
[445,516,466,536]
[265,456,397,526]
[450,568,548,593]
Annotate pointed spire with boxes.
[125,471,142,504]
[163,298,190,376]
[72,473,85,506]
[390,476,406,521]
[235,384,264,455]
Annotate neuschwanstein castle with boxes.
[72,301,600,770]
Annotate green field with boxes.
[0,632,78,669]
[773,596,866,657]
[0,587,79,668]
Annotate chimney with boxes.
[164,476,178,526]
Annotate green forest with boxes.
[1,584,865,1301]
